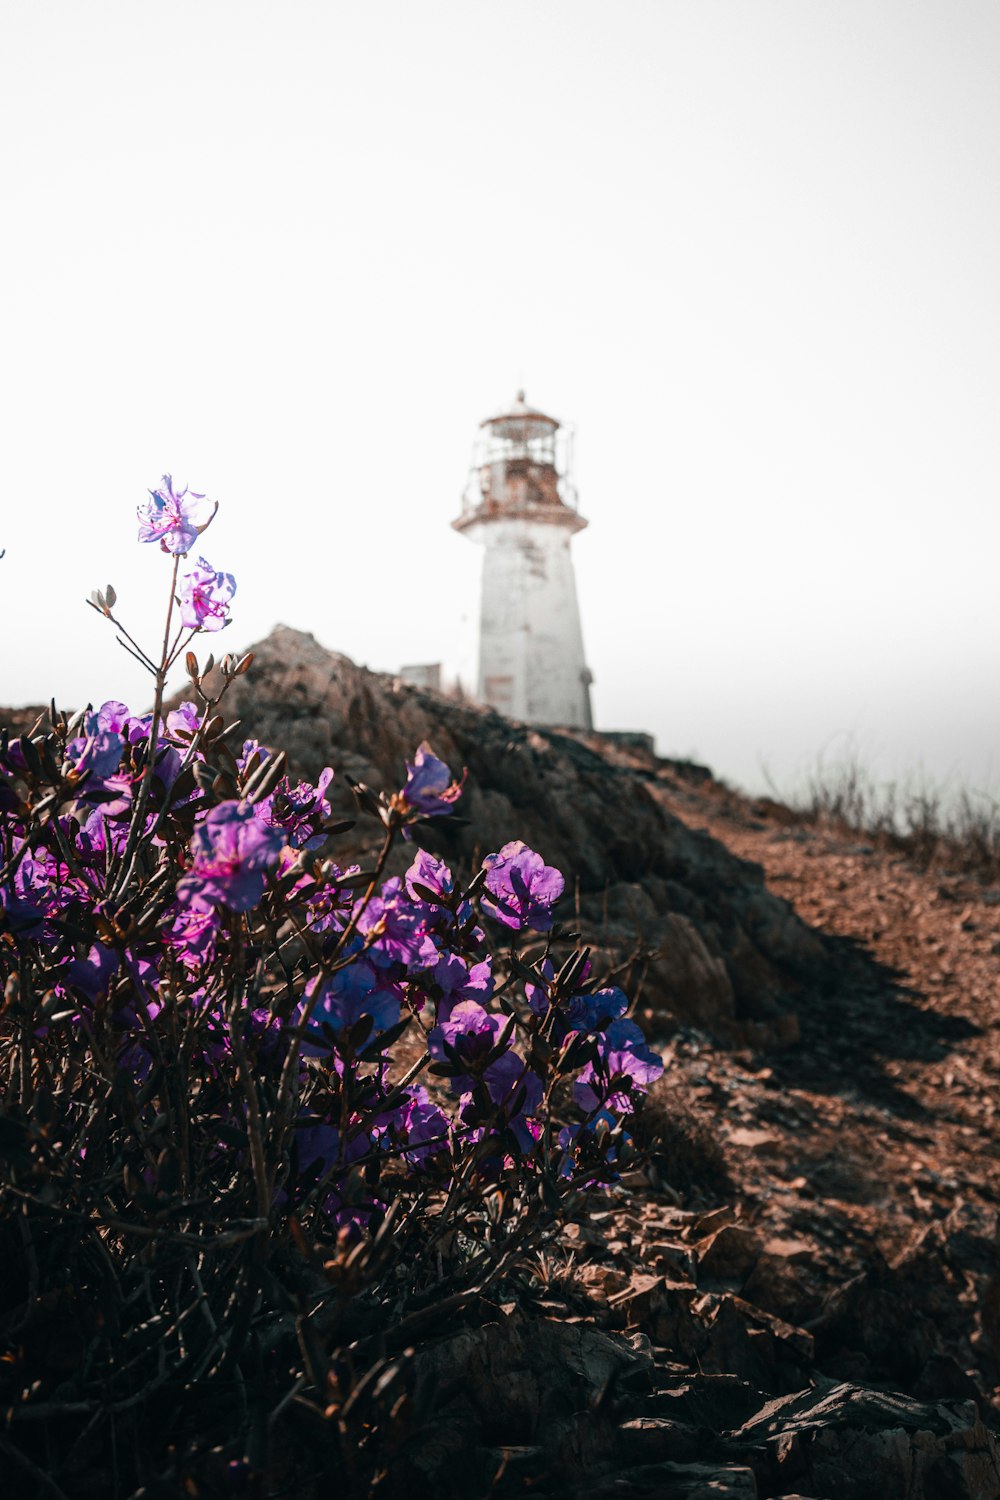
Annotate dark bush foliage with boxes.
[0,479,662,1496]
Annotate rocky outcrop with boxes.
[372,1301,1000,1499]
[196,625,828,1044]
[7,630,999,1497]
[363,1170,1000,1499]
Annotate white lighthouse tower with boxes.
[453,391,593,729]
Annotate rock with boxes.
[395,1392,482,1493]
[642,1240,698,1280]
[193,626,836,1043]
[410,1311,651,1421]
[649,910,738,1032]
[383,1314,656,1495]
[616,1415,706,1463]
[648,1374,769,1433]
[741,1240,818,1326]
[695,1223,761,1282]
[548,1459,759,1499]
[608,1272,674,1325]
[647,1282,711,1363]
[726,1126,782,1151]
[762,1236,814,1262]
[729,1380,1000,1500]
[690,1206,739,1238]
[809,1233,967,1389]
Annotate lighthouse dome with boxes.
[481,390,560,443]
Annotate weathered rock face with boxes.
[199,625,828,1044]
[364,1176,1000,1500]
[729,1381,1000,1500]
[367,1304,1000,1500]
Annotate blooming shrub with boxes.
[0,481,663,1496]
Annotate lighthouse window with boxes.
[485,675,514,708]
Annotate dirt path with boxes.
[636,778,1000,1402]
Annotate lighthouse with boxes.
[453,391,593,730]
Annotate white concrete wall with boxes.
[465,516,592,728]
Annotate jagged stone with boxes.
[648,1374,769,1433]
[729,1380,1000,1500]
[192,626,831,1043]
[616,1415,708,1463]
[694,1223,761,1282]
[407,1311,651,1441]
[563,1460,760,1499]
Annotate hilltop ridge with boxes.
[7,627,999,1496]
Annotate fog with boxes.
[2,0,997,803]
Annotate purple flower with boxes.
[237,738,268,773]
[427,1001,540,1148]
[96,700,132,735]
[59,943,119,1003]
[166,906,220,970]
[481,841,565,932]
[81,806,129,859]
[290,1124,383,1235]
[557,1110,622,1180]
[176,557,236,632]
[130,716,154,744]
[525,970,622,1034]
[166,701,202,740]
[573,1019,663,1114]
[0,883,45,935]
[404,849,454,903]
[355,877,437,968]
[377,1087,450,1165]
[176,801,285,912]
[298,960,403,1052]
[558,1110,616,1154]
[305,872,357,934]
[66,709,125,782]
[524,957,556,1016]
[254,767,333,850]
[293,1122,345,1176]
[399,743,465,818]
[427,999,504,1075]
[293,1119,370,1181]
[476,1050,541,1114]
[404,849,478,935]
[431,952,494,1019]
[566,987,629,1033]
[464,1050,543,1150]
[137,475,215,554]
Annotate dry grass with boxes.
[789,756,1000,883]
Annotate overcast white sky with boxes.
[2,1,997,803]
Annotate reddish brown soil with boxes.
[687,787,999,1216]
[610,773,1000,1409]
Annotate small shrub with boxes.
[0,478,663,1496]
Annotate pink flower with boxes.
[137,475,215,554]
[176,557,236,632]
[481,841,564,931]
[400,744,465,817]
[176,801,284,912]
